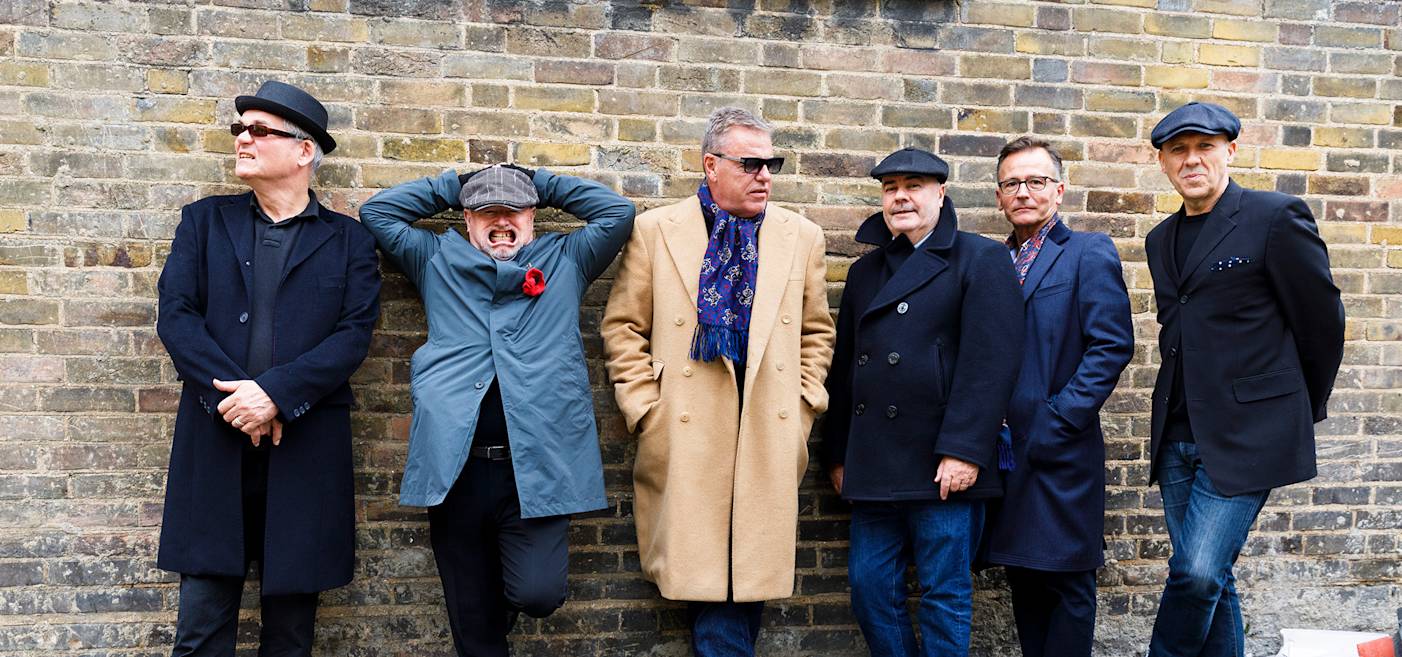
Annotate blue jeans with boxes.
[848,500,984,657]
[1149,441,1270,657]
[688,600,764,657]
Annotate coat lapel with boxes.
[218,198,255,296]
[1160,211,1183,286]
[861,199,956,318]
[280,210,335,287]
[1020,220,1069,301]
[1179,181,1242,292]
[744,210,797,376]
[659,197,709,312]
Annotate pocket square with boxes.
[1210,256,1251,272]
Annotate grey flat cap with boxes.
[459,165,539,211]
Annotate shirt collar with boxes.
[252,190,319,225]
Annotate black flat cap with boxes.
[1150,101,1240,149]
[235,80,336,154]
[870,147,949,183]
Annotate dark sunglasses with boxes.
[710,153,785,175]
[230,123,305,140]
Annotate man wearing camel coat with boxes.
[603,107,835,656]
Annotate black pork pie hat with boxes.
[235,80,337,154]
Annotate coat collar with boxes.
[217,190,337,293]
[657,197,798,379]
[1019,217,1071,301]
[859,196,960,318]
[855,195,958,252]
[1167,179,1243,292]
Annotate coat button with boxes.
[1168,347,1178,357]
[239,312,249,324]
[778,409,789,419]
[854,403,865,416]
[680,412,690,423]
[887,352,900,365]
[475,381,485,389]
[1179,295,1189,304]
[674,316,685,326]
[683,366,693,377]
[897,302,909,314]
[781,315,792,324]
[776,363,785,371]
[857,354,869,366]
[886,405,898,418]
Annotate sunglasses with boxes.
[230,122,306,140]
[710,153,785,175]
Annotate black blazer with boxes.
[1145,180,1344,496]
[822,198,1023,502]
[155,192,381,595]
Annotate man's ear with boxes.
[1225,140,1237,164]
[298,139,316,168]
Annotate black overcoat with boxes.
[156,192,381,595]
[822,199,1023,502]
[1145,180,1344,496]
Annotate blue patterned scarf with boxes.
[691,183,763,364]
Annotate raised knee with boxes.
[505,579,566,618]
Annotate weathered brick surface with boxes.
[0,1,1398,655]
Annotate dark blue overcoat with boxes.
[982,220,1134,572]
[155,192,381,595]
[821,199,1023,502]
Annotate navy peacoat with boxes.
[982,220,1134,572]
[156,193,381,595]
[822,199,1023,501]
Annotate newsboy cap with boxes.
[235,80,337,154]
[1150,101,1241,149]
[870,147,950,183]
[459,164,539,211]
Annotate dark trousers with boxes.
[428,456,570,657]
[171,450,319,657]
[1005,567,1098,657]
[687,601,765,657]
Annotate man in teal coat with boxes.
[359,164,634,657]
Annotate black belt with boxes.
[469,445,510,460]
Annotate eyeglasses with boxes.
[996,176,1059,195]
[230,123,305,140]
[709,153,785,175]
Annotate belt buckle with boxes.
[485,445,508,460]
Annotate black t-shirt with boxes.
[1164,209,1214,444]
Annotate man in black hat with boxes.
[1143,102,1344,657]
[156,80,380,656]
[820,147,1022,656]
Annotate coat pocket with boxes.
[651,359,664,381]
[1232,368,1302,403]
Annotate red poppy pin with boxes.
[522,267,546,297]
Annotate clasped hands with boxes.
[214,378,283,447]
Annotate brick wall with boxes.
[1,0,1399,654]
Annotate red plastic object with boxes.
[1357,636,1396,657]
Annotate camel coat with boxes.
[602,197,835,602]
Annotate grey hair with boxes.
[279,117,324,173]
[996,136,1063,180]
[701,107,772,155]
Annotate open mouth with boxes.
[488,229,515,245]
